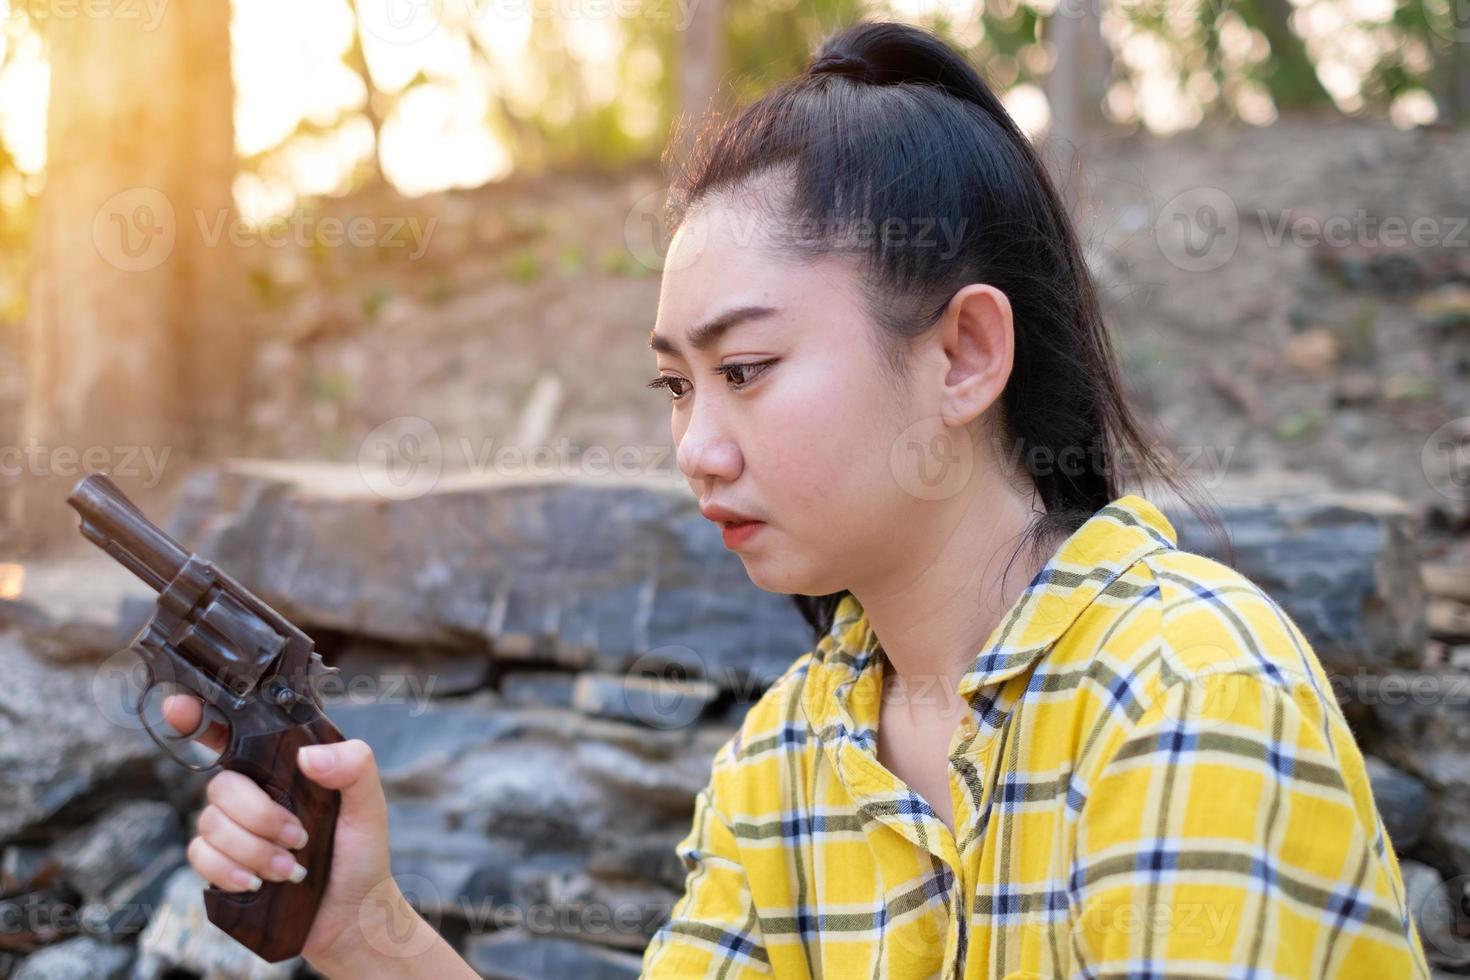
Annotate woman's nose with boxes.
[676,405,742,485]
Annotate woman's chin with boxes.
[740,555,833,599]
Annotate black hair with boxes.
[662,19,1229,642]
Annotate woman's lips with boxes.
[720,520,765,549]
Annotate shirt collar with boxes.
[800,493,1180,736]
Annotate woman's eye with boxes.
[716,359,776,389]
[645,375,691,400]
[645,359,775,401]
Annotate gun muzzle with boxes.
[66,472,189,592]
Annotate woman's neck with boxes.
[853,478,1058,718]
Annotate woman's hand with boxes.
[161,694,422,973]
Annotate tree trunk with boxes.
[1044,0,1110,216]
[671,0,724,169]
[12,0,241,547]
[1235,0,1334,110]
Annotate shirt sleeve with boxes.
[1069,669,1431,978]
[641,733,773,978]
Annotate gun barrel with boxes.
[66,472,189,592]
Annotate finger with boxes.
[205,770,309,850]
[196,804,307,884]
[160,693,200,735]
[160,694,229,752]
[187,835,263,893]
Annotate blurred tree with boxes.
[1233,0,1333,110]
[11,0,243,542]
[344,0,387,184]
[1045,0,1111,213]
[673,0,725,165]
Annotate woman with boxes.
[165,19,1429,979]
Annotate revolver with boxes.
[66,472,344,963]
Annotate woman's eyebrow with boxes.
[649,304,781,357]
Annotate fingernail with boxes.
[272,854,308,882]
[300,745,334,773]
[281,823,309,850]
[232,869,263,891]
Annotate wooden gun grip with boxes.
[203,709,344,963]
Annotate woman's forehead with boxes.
[655,245,867,353]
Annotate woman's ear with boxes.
[936,283,1014,428]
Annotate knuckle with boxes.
[216,776,266,818]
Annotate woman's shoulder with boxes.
[1130,544,1338,702]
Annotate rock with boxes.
[1363,756,1430,851]
[0,558,152,661]
[330,694,523,782]
[500,671,577,709]
[572,672,719,729]
[463,931,644,979]
[329,639,491,703]
[0,630,173,839]
[329,698,720,888]
[89,844,187,941]
[12,936,131,979]
[55,801,182,904]
[384,799,520,921]
[1356,670,1470,787]
[0,883,82,953]
[1400,860,1470,969]
[165,462,813,691]
[585,830,688,892]
[1160,482,1425,669]
[508,864,674,950]
[1354,670,1470,869]
[132,866,299,980]
[1,845,61,895]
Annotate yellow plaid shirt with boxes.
[640,493,1429,978]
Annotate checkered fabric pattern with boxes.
[640,493,1429,978]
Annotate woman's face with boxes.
[650,196,947,597]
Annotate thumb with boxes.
[296,739,387,825]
